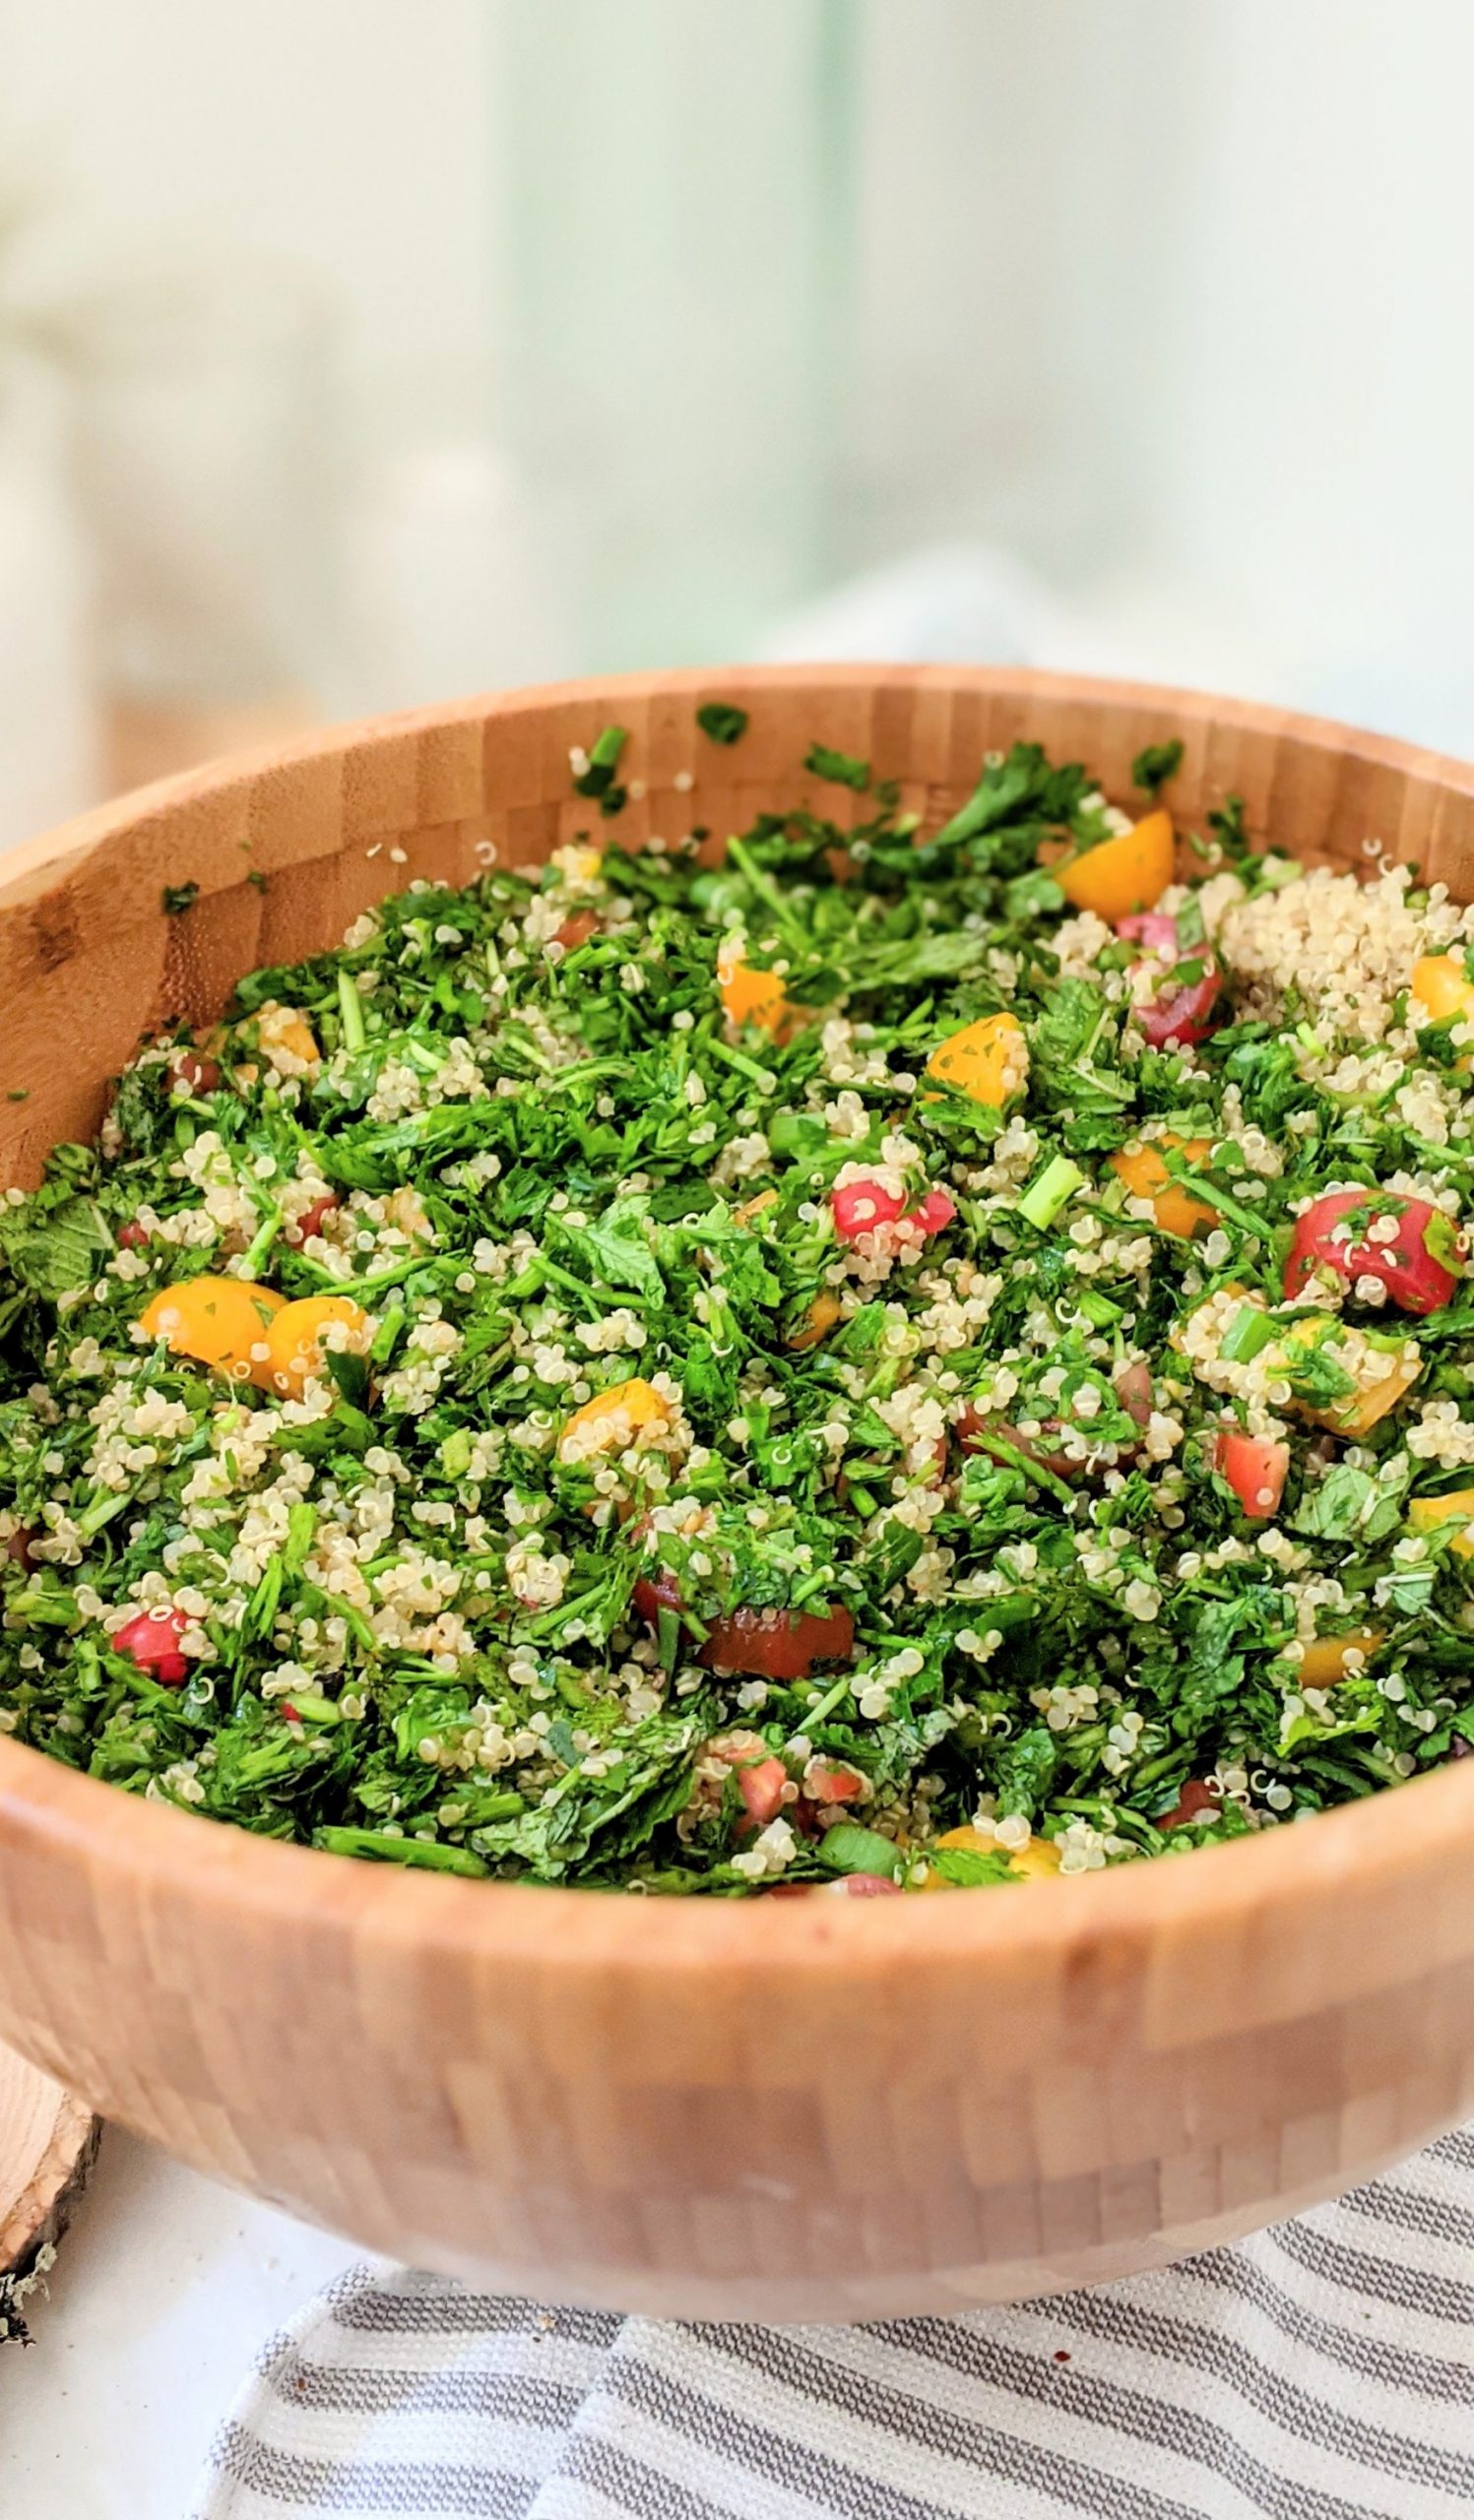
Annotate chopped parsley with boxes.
[1131,739,1184,796]
[3,728,1473,1898]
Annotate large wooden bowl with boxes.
[2,665,1474,2320]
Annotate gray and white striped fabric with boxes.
[193,2128,1474,2520]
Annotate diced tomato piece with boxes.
[1117,910,1178,955]
[737,1756,790,1828]
[284,1192,342,1248]
[1057,809,1175,920]
[701,1604,855,1682]
[4,1526,34,1569]
[1213,1429,1289,1519]
[113,1606,191,1686]
[831,1178,954,1244]
[1114,1359,1155,1427]
[167,1047,222,1097]
[554,911,602,953]
[1284,1188,1460,1316]
[1117,911,1222,1048]
[1160,1778,1220,1831]
[118,1220,150,1249]
[631,1567,683,1627]
[804,1762,865,1806]
[832,1178,904,1238]
[912,1187,957,1233]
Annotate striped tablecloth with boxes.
[192,2128,1474,2520]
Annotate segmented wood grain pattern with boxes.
[1,666,1472,2317]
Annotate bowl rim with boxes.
[4,659,1474,1979]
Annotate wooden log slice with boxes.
[0,2044,98,2341]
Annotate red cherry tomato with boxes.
[284,1192,341,1248]
[701,1604,856,1682]
[1114,1359,1155,1428]
[113,1606,191,1685]
[804,1762,865,1806]
[1213,1429,1289,1519]
[1283,1188,1459,1316]
[737,1756,790,1828]
[831,1178,955,1244]
[912,1187,957,1233]
[118,1220,150,1250]
[632,1568,683,1626]
[1117,911,1222,1048]
[1117,911,1179,954]
[826,1871,903,1897]
[167,1048,223,1097]
[1160,1778,1220,1831]
[554,911,602,953]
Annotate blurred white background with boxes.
[0,0,1471,846]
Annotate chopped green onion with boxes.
[802,743,870,791]
[1220,1303,1275,1363]
[1018,1154,1085,1231]
[337,969,366,1053]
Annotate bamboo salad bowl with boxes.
[2,665,1474,2321]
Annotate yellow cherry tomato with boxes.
[1273,1315,1423,1434]
[1056,808,1175,921]
[557,1376,671,1466]
[262,1295,371,1400]
[140,1277,286,1384]
[1409,1488,1474,1560]
[786,1292,843,1352]
[1173,1292,1422,1435]
[1411,954,1474,1030]
[1009,1836,1064,1880]
[717,943,791,1038]
[917,1822,1063,1888]
[1297,1628,1385,1685]
[1109,1136,1216,1237]
[255,1002,321,1075]
[925,1012,1028,1107]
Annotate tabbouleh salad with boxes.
[5,713,1474,1898]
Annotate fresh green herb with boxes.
[1131,739,1184,796]
[696,702,749,746]
[803,743,870,792]
[572,725,629,800]
[161,881,200,915]
[1205,793,1251,864]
